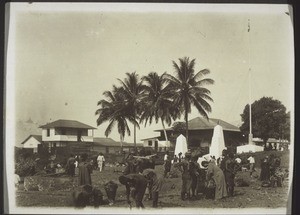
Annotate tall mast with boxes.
[248,18,253,145]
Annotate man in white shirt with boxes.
[97,153,105,172]
[247,155,255,177]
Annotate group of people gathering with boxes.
[260,153,284,187]
[69,149,283,209]
[164,150,235,201]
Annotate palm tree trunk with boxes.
[161,118,169,146]
[134,109,137,150]
[120,134,123,152]
[134,124,136,150]
[185,109,189,147]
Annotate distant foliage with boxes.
[240,97,289,143]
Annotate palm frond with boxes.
[195,78,215,86]
[104,119,116,137]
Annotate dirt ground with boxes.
[16,162,291,209]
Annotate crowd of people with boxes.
[69,149,284,209]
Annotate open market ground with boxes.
[15,151,291,210]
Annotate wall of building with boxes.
[42,128,93,142]
[23,137,40,153]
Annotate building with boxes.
[140,136,169,152]
[155,117,246,151]
[20,135,42,153]
[38,119,96,154]
[92,137,143,154]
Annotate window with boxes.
[47,129,50,137]
[61,128,66,135]
[148,140,152,146]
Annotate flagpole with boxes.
[248,18,253,145]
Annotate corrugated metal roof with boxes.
[39,119,96,129]
[155,117,240,132]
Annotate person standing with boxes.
[78,153,93,186]
[97,152,105,172]
[66,154,76,177]
[118,174,148,209]
[174,153,192,200]
[260,156,270,182]
[206,156,228,200]
[173,155,178,163]
[189,156,200,199]
[163,152,171,178]
[178,152,182,163]
[224,152,236,197]
[247,154,256,177]
[143,169,164,208]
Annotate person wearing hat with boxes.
[118,174,148,208]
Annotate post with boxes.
[248,18,253,145]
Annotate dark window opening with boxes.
[61,128,66,135]
[77,130,82,142]
[47,129,50,137]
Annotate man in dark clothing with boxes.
[174,153,192,200]
[119,174,148,208]
[189,156,200,199]
[66,154,76,177]
[224,152,236,197]
[78,153,93,186]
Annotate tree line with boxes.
[96,57,290,151]
[95,57,214,150]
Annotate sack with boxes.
[206,179,216,189]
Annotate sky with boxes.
[6,3,294,145]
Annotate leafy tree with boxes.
[140,72,180,143]
[164,57,214,145]
[240,97,288,145]
[95,86,139,151]
[279,111,290,141]
[118,72,145,149]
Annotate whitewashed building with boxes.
[38,119,96,153]
[141,136,170,152]
[20,135,42,153]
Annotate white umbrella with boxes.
[174,134,188,157]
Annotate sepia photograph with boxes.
[4,2,294,214]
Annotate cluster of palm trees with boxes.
[95,57,214,150]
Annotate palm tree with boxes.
[118,72,145,149]
[164,57,214,145]
[95,85,139,151]
[140,72,180,144]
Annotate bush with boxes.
[15,156,36,177]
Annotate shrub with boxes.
[15,156,36,177]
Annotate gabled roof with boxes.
[155,117,240,132]
[39,119,96,129]
[93,137,143,147]
[21,135,42,145]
